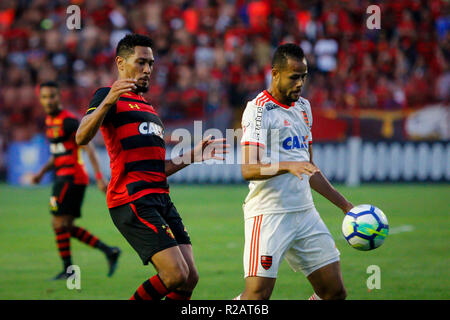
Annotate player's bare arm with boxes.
[165,135,230,177]
[308,144,353,214]
[241,144,319,181]
[31,156,55,184]
[81,143,107,193]
[76,78,137,145]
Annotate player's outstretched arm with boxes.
[81,143,108,193]
[30,156,55,184]
[308,144,353,214]
[76,79,137,145]
[241,145,319,181]
[165,135,229,177]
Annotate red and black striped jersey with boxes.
[45,110,89,185]
[86,87,168,209]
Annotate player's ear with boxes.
[115,55,126,72]
[271,68,280,81]
[53,87,61,98]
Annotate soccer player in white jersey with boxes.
[236,43,354,300]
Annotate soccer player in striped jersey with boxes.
[76,34,228,300]
[235,44,354,300]
[31,81,121,280]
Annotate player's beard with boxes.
[283,85,302,104]
[47,104,61,116]
[278,86,297,105]
[275,80,298,105]
[288,89,302,102]
[134,84,149,93]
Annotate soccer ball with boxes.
[342,204,389,251]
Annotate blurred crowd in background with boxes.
[0,0,448,154]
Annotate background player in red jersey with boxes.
[31,81,121,280]
[76,34,228,300]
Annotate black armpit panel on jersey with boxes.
[85,87,115,123]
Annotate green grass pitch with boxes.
[0,183,448,300]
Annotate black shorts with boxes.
[109,193,191,265]
[50,180,86,218]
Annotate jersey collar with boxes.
[263,90,295,109]
[120,91,148,102]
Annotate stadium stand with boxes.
[0,0,449,179]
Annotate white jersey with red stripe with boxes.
[240,90,315,219]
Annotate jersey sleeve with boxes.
[85,87,114,123]
[240,102,269,148]
[63,117,79,135]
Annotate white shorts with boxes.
[243,207,340,278]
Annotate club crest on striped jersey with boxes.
[261,255,272,270]
[46,126,62,139]
[138,121,164,139]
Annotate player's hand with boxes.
[283,161,320,180]
[192,135,230,162]
[103,79,138,106]
[30,173,43,184]
[342,202,354,214]
[96,178,108,194]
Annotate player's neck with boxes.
[49,108,62,117]
[267,88,292,107]
[127,88,143,96]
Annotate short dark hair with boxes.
[40,81,59,89]
[116,34,153,59]
[272,43,305,70]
